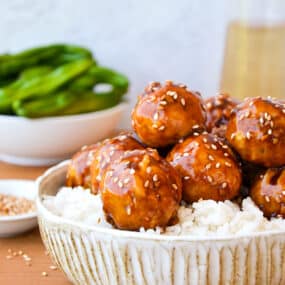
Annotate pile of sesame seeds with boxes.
[0,194,35,216]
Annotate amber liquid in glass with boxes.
[220,21,285,100]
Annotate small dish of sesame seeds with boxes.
[0,179,37,237]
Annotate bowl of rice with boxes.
[36,160,285,285]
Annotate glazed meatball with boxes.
[205,93,239,137]
[251,168,285,218]
[167,133,242,203]
[100,149,182,230]
[66,144,100,191]
[226,97,285,167]
[90,133,144,192]
[131,81,206,147]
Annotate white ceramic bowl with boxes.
[0,102,127,166]
[36,161,285,285]
[0,179,37,237]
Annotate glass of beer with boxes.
[220,0,285,100]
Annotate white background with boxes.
[1,0,281,127]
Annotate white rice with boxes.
[43,187,285,236]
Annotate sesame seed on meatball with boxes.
[167,133,242,203]
[226,97,285,167]
[100,149,182,230]
[250,167,285,218]
[131,81,206,147]
[90,132,144,193]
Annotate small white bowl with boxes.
[0,102,127,166]
[37,161,285,285]
[0,179,37,237]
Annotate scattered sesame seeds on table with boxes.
[0,161,71,285]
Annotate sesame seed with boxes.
[205,163,211,170]
[230,133,236,140]
[49,265,57,270]
[184,176,190,180]
[211,144,217,150]
[178,138,184,143]
[225,162,232,167]
[160,100,167,106]
[180,98,186,106]
[222,182,227,189]
[208,155,214,161]
[153,174,158,182]
[23,255,31,262]
[206,102,212,109]
[193,132,199,136]
[152,124,158,129]
[42,272,48,277]
[124,178,130,184]
[183,152,190,157]
[222,145,228,149]
[202,138,208,143]
[268,129,272,135]
[130,169,135,175]
[159,125,166,131]
[118,181,123,188]
[224,153,229,157]
[282,191,285,195]
[146,166,152,174]
[249,101,254,107]
[192,124,200,129]
[118,135,127,141]
[259,117,264,125]
[144,180,150,188]
[166,90,177,98]
[207,176,213,183]
[172,184,178,190]
[153,112,159,120]
[265,196,270,202]
[282,109,285,114]
[246,131,251,139]
[126,206,131,215]
[216,162,221,168]
[173,93,178,100]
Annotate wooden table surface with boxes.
[0,161,71,285]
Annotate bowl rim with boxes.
[36,160,285,242]
[0,179,37,222]
[0,101,128,123]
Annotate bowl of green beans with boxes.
[0,44,129,166]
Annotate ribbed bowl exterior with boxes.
[37,161,285,285]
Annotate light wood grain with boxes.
[0,161,71,285]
